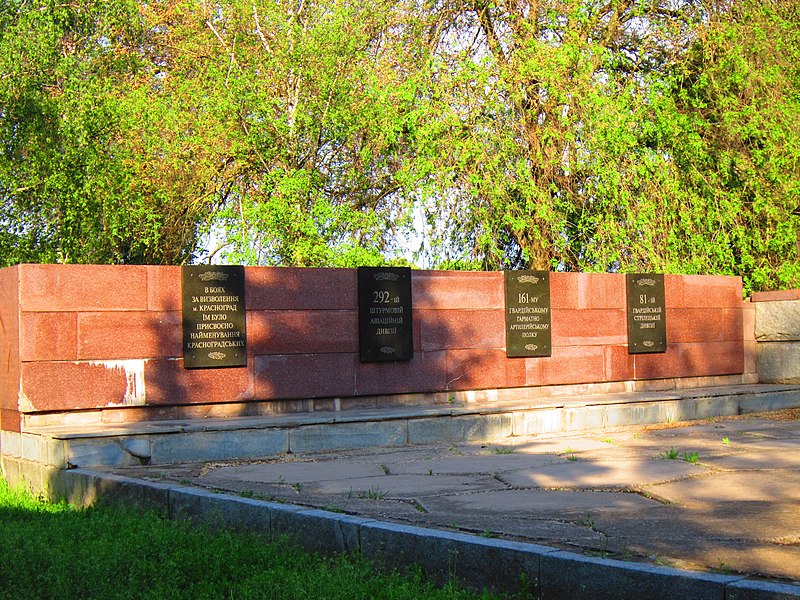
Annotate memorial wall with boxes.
[0,264,753,432]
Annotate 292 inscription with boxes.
[358,267,413,362]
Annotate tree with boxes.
[410,0,799,292]
[0,1,218,264]
[406,0,704,270]
[1,0,423,267]
[134,0,425,267]
[647,0,800,291]
[1,0,797,292]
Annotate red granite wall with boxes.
[0,265,747,426]
[0,266,21,432]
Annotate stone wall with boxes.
[0,265,751,431]
[752,289,800,384]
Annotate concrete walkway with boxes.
[105,409,800,593]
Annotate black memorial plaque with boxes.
[626,273,667,354]
[182,265,247,368]
[358,266,413,362]
[504,270,552,358]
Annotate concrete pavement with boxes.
[106,409,800,589]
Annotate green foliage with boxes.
[0,1,213,265]
[682,451,700,464]
[139,0,421,267]
[662,447,680,460]
[405,0,799,292]
[0,477,495,599]
[1,0,797,290]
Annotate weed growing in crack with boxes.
[358,486,388,500]
[682,451,700,464]
[577,513,596,528]
[662,447,680,460]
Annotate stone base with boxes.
[758,342,800,384]
[3,384,799,477]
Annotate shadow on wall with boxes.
[8,266,748,429]
[140,267,478,420]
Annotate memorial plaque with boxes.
[182,265,247,369]
[504,270,552,358]
[626,273,667,354]
[358,266,413,362]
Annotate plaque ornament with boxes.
[374,272,400,282]
[636,278,656,287]
[208,351,227,360]
[524,344,539,351]
[380,346,396,354]
[199,271,230,282]
[517,275,540,284]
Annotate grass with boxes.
[682,451,700,464]
[0,477,499,600]
[576,513,595,529]
[357,485,389,500]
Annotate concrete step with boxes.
[5,384,800,469]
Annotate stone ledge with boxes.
[23,383,800,440]
[758,343,800,384]
[9,384,800,467]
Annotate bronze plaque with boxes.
[358,266,413,362]
[504,270,552,357]
[182,265,247,368]
[626,273,667,354]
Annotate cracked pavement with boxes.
[109,409,800,583]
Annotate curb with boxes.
[56,469,800,600]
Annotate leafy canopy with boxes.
[0,0,797,292]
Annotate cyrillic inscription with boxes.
[626,273,667,354]
[182,265,247,368]
[505,270,552,357]
[358,267,413,362]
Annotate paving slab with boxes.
[648,471,800,503]
[200,461,388,484]
[301,473,508,496]
[424,489,661,515]
[384,453,564,475]
[699,450,800,470]
[499,458,704,489]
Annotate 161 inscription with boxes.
[505,270,552,358]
